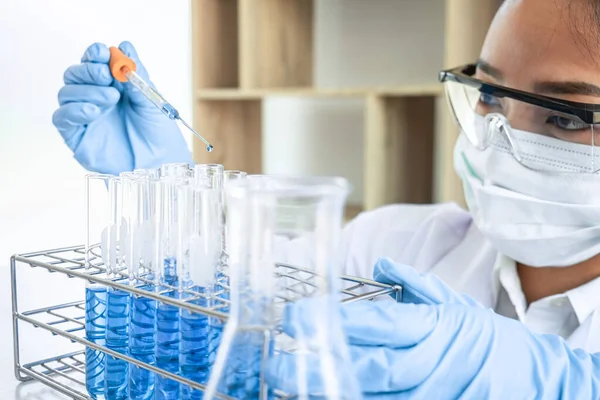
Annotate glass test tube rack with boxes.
[10,244,402,400]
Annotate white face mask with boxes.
[454,116,600,267]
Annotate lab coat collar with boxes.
[493,254,600,325]
[566,275,600,325]
[493,254,527,321]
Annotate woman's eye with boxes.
[547,115,588,131]
[478,93,501,107]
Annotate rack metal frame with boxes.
[11,245,402,399]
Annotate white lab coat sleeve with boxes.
[271,202,471,298]
[335,202,472,282]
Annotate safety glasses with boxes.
[439,64,600,173]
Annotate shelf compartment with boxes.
[239,0,314,89]
[364,95,436,210]
[191,0,239,89]
[193,100,263,174]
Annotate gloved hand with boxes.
[268,300,600,399]
[52,41,193,175]
[372,257,483,307]
[267,258,600,399]
[265,257,482,399]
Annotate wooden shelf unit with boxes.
[190,0,501,214]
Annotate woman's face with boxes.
[476,0,600,143]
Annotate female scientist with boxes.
[51,0,600,397]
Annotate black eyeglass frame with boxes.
[438,64,600,125]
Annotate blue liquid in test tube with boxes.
[104,173,131,400]
[128,172,158,400]
[179,165,224,399]
[85,286,107,399]
[105,284,130,400]
[156,258,180,400]
[180,286,210,400]
[155,173,189,400]
[129,280,157,400]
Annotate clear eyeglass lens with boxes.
[444,80,600,173]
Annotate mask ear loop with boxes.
[484,113,524,163]
[592,124,597,173]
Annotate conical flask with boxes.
[204,176,363,400]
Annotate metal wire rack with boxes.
[11,245,402,399]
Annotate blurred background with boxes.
[0,1,502,397]
[0,0,503,268]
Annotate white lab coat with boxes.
[335,202,600,354]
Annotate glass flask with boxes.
[204,176,362,400]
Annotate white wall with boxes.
[0,2,193,395]
[0,0,445,263]
[0,0,193,262]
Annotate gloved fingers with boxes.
[373,257,483,308]
[265,345,437,396]
[63,62,113,86]
[81,42,111,63]
[118,41,154,107]
[52,103,101,148]
[348,306,469,394]
[282,300,439,349]
[340,302,437,347]
[265,352,360,398]
[349,345,435,393]
[118,41,149,78]
[373,257,438,304]
[58,85,120,108]
[279,297,344,340]
[362,393,408,400]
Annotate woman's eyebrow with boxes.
[476,59,503,80]
[477,58,600,97]
[533,81,600,97]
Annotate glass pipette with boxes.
[108,47,214,152]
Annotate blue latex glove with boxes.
[52,41,193,175]
[267,258,600,399]
[269,300,600,399]
[372,257,484,307]
[342,301,600,399]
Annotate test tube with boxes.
[178,165,224,399]
[223,170,247,184]
[134,168,160,179]
[191,164,224,185]
[85,174,113,399]
[103,175,130,400]
[204,176,362,400]
[221,170,247,249]
[126,173,158,400]
[160,163,190,178]
[211,170,247,368]
[155,175,190,400]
